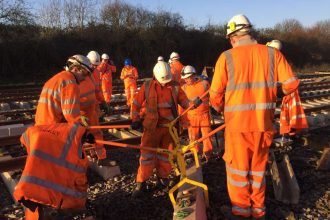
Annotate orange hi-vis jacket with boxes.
[97,62,113,103]
[131,79,190,130]
[210,39,300,132]
[35,70,81,125]
[170,60,184,83]
[91,68,105,103]
[79,76,106,159]
[14,123,88,210]
[120,65,138,86]
[279,90,308,134]
[182,77,210,115]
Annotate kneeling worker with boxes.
[130,61,202,197]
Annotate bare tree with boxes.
[38,0,62,28]
[0,0,33,25]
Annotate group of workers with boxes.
[13,13,304,220]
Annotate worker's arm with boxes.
[61,82,81,123]
[131,83,145,121]
[210,53,228,112]
[133,67,139,80]
[276,50,300,95]
[120,68,125,80]
[178,87,190,109]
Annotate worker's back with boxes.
[35,71,80,125]
[212,41,299,132]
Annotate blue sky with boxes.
[29,0,330,28]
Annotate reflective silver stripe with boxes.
[63,108,80,115]
[22,132,30,147]
[291,114,306,120]
[282,76,298,85]
[62,98,80,105]
[224,51,234,87]
[21,175,87,198]
[226,81,276,92]
[252,207,266,213]
[156,154,169,162]
[59,79,76,90]
[131,111,140,116]
[227,176,249,187]
[31,150,86,173]
[232,206,251,214]
[140,160,154,165]
[80,100,95,107]
[268,47,275,82]
[133,99,141,107]
[249,170,265,177]
[41,88,60,100]
[60,123,80,159]
[226,164,248,176]
[158,102,172,108]
[224,102,276,112]
[80,90,95,98]
[141,153,155,159]
[250,178,265,188]
[38,98,61,111]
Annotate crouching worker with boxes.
[130,61,202,198]
[14,123,90,219]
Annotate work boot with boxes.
[132,182,147,198]
[220,205,250,220]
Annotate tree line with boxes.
[0,0,329,82]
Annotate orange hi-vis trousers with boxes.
[223,131,274,218]
[124,81,137,106]
[187,112,213,154]
[136,127,174,182]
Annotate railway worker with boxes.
[210,14,299,220]
[181,65,213,160]
[97,53,113,113]
[120,58,138,106]
[130,61,202,198]
[169,51,184,84]
[35,55,92,125]
[84,51,107,163]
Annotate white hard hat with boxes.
[87,50,100,65]
[266,40,282,50]
[101,53,109,60]
[170,52,180,60]
[153,61,172,84]
[181,65,196,79]
[157,56,164,62]
[67,55,92,74]
[226,14,252,38]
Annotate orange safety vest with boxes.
[14,123,88,209]
[97,62,113,103]
[279,90,308,134]
[91,68,104,103]
[131,79,190,130]
[210,39,300,132]
[182,78,210,115]
[120,66,138,85]
[35,71,81,125]
[170,60,184,83]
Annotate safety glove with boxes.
[80,115,89,127]
[131,120,142,130]
[193,97,202,108]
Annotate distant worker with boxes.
[169,52,184,83]
[266,39,282,50]
[210,14,299,220]
[97,53,113,111]
[35,55,92,125]
[181,65,213,160]
[84,51,107,161]
[157,56,164,62]
[120,58,138,106]
[130,61,202,197]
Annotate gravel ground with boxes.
[1,127,329,219]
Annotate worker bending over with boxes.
[35,55,92,125]
[120,58,138,106]
[181,65,213,160]
[130,61,202,197]
[210,14,299,220]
